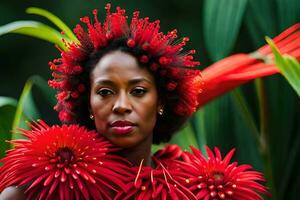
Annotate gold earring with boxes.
[158,108,164,115]
[90,114,94,120]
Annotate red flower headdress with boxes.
[170,146,270,200]
[48,3,202,123]
[0,120,131,200]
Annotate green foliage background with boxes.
[0,0,299,199]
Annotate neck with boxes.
[117,134,153,166]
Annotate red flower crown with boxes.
[48,3,202,123]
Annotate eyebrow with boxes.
[95,78,153,85]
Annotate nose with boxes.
[112,91,132,114]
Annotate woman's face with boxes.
[90,51,160,148]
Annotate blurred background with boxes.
[0,0,299,199]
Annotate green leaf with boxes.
[265,37,300,198]
[203,0,248,61]
[170,122,199,151]
[0,97,17,158]
[276,0,300,30]
[151,120,200,153]
[26,7,78,42]
[11,75,55,140]
[230,87,264,170]
[151,143,165,154]
[231,89,260,142]
[0,20,69,51]
[232,104,263,169]
[191,110,207,153]
[11,79,39,140]
[31,76,56,106]
[279,125,300,199]
[264,75,299,200]
[266,37,300,97]
[0,97,17,108]
[197,94,236,152]
[245,0,277,47]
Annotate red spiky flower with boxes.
[198,23,300,107]
[48,3,202,123]
[0,120,131,200]
[153,144,183,166]
[114,159,197,200]
[171,146,270,200]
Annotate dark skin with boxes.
[0,186,25,200]
[0,51,162,198]
[90,51,162,166]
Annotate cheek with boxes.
[90,97,111,133]
[138,99,159,132]
[145,112,157,134]
[145,106,158,123]
[94,118,108,133]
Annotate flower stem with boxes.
[255,78,277,200]
[232,89,260,143]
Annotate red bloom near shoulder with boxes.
[115,159,197,200]
[0,124,271,200]
[153,144,183,165]
[170,146,270,200]
[0,120,130,200]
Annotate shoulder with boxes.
[0,186,25,200]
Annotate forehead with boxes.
[90,51,154,82]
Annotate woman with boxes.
[2,3,298,199]
[0,4,203,199]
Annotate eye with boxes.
[131,87,148,96]
[97,88,114,97]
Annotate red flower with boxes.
[171,146,270,200]
[198,23,300,107]
[0,120,131,200]
[115,159,197,200]
[153,144,183,166]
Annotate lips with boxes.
[110,120,136,135]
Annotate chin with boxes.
[113,139,141,149]
[103,133,140,148]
